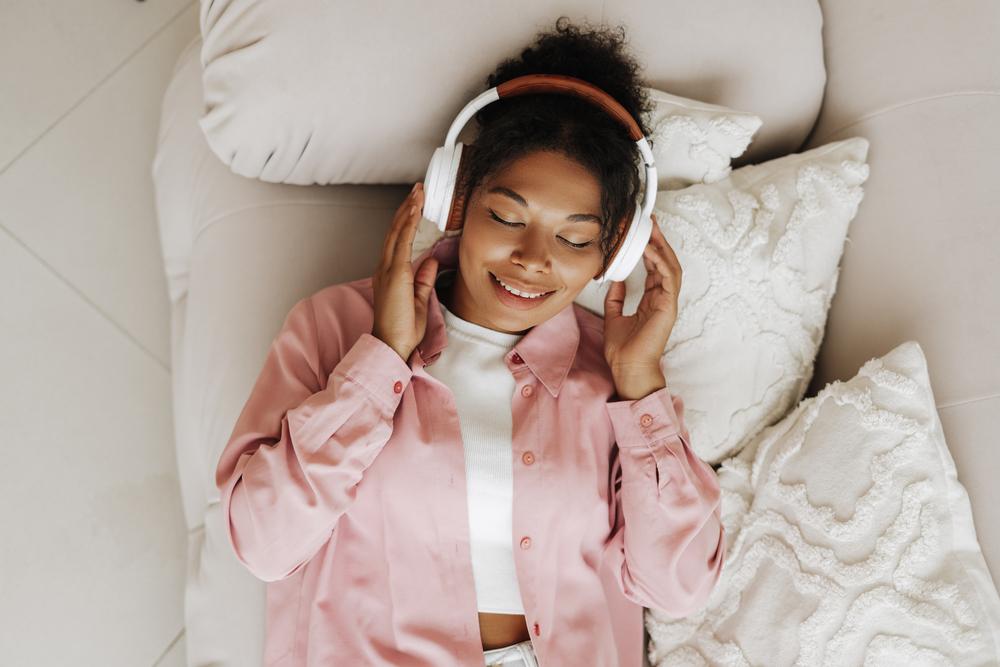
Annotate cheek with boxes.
[463,222,511,268]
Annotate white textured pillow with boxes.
[574,136,870,463]
[646,340,1000,665]
[645,87,762,189]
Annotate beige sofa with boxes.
[152,2,1000,664]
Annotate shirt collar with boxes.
[411,234,581,398]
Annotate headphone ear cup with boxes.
[423,145,452,231]
[594,201,648,283]
[593,204,633,283]
[445,143,476,233]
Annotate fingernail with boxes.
[410,205,416,216]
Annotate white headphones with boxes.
[421,73,657,284]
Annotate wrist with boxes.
[372,332,410,363]
[613,371,666,401]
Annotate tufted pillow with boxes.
[645,340,1000,665]
[577,136,869,463]
[645,88,762,190]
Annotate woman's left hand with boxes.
[603,213,681,394]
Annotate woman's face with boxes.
[447,150,609,334]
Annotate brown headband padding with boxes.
[496,74,644,142]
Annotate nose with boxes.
[511,229,552,275]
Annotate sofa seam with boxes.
[190,201,397,248]
[812,90,1000,145]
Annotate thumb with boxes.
[413,257,438,305]
[604,280,625,319]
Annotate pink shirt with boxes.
[215,233,726,666]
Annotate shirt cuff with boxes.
[331,332,414,413]
[605,385,682,450]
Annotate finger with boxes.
[641,245,670,292]
[392,185,424,268]
[381,185,420,272]
[648,216,679,268]
[650,252,679,300]
[412,256,438,336]
[413,256,438,300]
[658,232,680,270]
[642,250,659,290]
[604,279,626,319]
[380,188,415,270]
[648,237,681,292]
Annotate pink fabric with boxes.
[215,234,726,666]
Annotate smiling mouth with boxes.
[490,272,557,298]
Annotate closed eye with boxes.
[488,209,593,250]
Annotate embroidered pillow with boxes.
[645,340,1000,665]
[574,136,870,463]
[645,87,761,189]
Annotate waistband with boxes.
[483,638,538,666]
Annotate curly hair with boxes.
[460,15,655,275]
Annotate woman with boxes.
[215,16,725,667]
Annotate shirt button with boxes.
[393,380,403,394]
[511,352,523,364]
[640,413,653,427]
[522,451,535,465]
[520,536,532,550]
[533,622,540,636]
[521,385,534,398]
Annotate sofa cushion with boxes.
[196,0,822,185]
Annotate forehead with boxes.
[484,151,602,211]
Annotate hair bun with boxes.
[476,15,653,137]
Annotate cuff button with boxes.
[393,380,403,394]
[640,413,653,427]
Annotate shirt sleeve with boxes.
[214,296,414,582]
[602,385,726,617]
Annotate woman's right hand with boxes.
[372,182,439,362]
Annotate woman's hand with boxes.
[603,213,680,399]
[372,182,439,362]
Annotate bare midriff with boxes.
[478,612,531,650]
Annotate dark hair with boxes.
[461,15,655,274]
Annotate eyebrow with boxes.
[488,186,603,224]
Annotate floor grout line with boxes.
[0,217,171,374]
[0,0,198,176]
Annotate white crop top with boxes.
[422,290,528,614]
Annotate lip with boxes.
[490,272,557,310]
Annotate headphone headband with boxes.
[425,73,657,284]
[497,74,645,141]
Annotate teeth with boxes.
[495,275,549,298]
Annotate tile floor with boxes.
[1,1,200,665]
